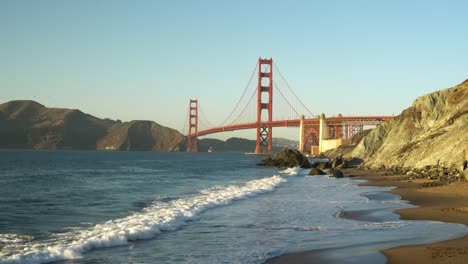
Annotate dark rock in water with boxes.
[346,157,363,167]
[258,149,311,168]
[274,149,311,168]
[329,169,344,178]
[315,162,331,170]
[332,155,346,169]
[308,168,326,175]
[257,157,277,167]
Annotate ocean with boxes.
[0,150,467,264]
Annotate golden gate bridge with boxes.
[182,58,391,154]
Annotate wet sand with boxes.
[266,168,468,263]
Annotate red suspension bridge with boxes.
[183,58,391,154]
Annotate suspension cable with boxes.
[218,61,259,126]
[273,62,315,117]
[273,80,300,117]
[181,103,190,135]
[229,86,258,125]
[198,103,215,128]
[228,63,271,125]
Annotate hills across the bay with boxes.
[0,100,298,152]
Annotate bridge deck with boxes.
[193,116,392,137]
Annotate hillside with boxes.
[350,79,468,169]
[0,100,184,151]
[322,129,372,158]
[97,120,184,151]
[0,100,301,152]
[197,137,298,152]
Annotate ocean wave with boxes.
[268,225,323,232]
[279,167,307,176]
[358,221,410,230]
[0,234,34,245]
[0,175,286,264]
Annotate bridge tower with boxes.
[255,58,273,153]
[187,99,198,152]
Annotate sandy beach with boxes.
[267,168,468,263]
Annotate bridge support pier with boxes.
[318,113,329,153]
[187,99,198,152]
[299,115,305,152]
[255,58,273,154]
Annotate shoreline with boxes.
[266,168,468,263]
[353,168,468,263]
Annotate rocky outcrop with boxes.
[314,162,331,170]
[258,148,311,168]
[323,129,372,158]
[331,155,346,169]
[329,169,344,178]
[308,168,326,175]
[351,80,468,170]
[96,121,184,151]
[0,100,185,151]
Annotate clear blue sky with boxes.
[1,0,467,140]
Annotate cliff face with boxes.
[351,80,468,169]
[0,100,118,149]
[96,121,185,151]
[0,100,185,151]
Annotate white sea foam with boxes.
[0,175,285,264]
[279,167,305,176]
[0,234,33,245]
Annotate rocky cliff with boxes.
[97,120,184,151]
[0,100,185,151]
[351,79,468,169]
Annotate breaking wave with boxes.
[0,175,286,264]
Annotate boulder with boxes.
[332,155,346,169]
[257,157,277,167]
[274,149,311,168]
[308,168,326,175]
[329,169,344,178]
[315,162,331,170]
[258,149,311,168]
[346,157,363,167]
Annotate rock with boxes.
[463,168,468,181]
[331,156,345,169]
[315,162,331,170]
[329,169,344,178]
[422,181,444,188]
[257,157,277,167]
[258,149,311,168]
[346,157,364,167]
[351,80,468,169]
[308,168,326,175]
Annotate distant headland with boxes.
[0,100,298,152]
